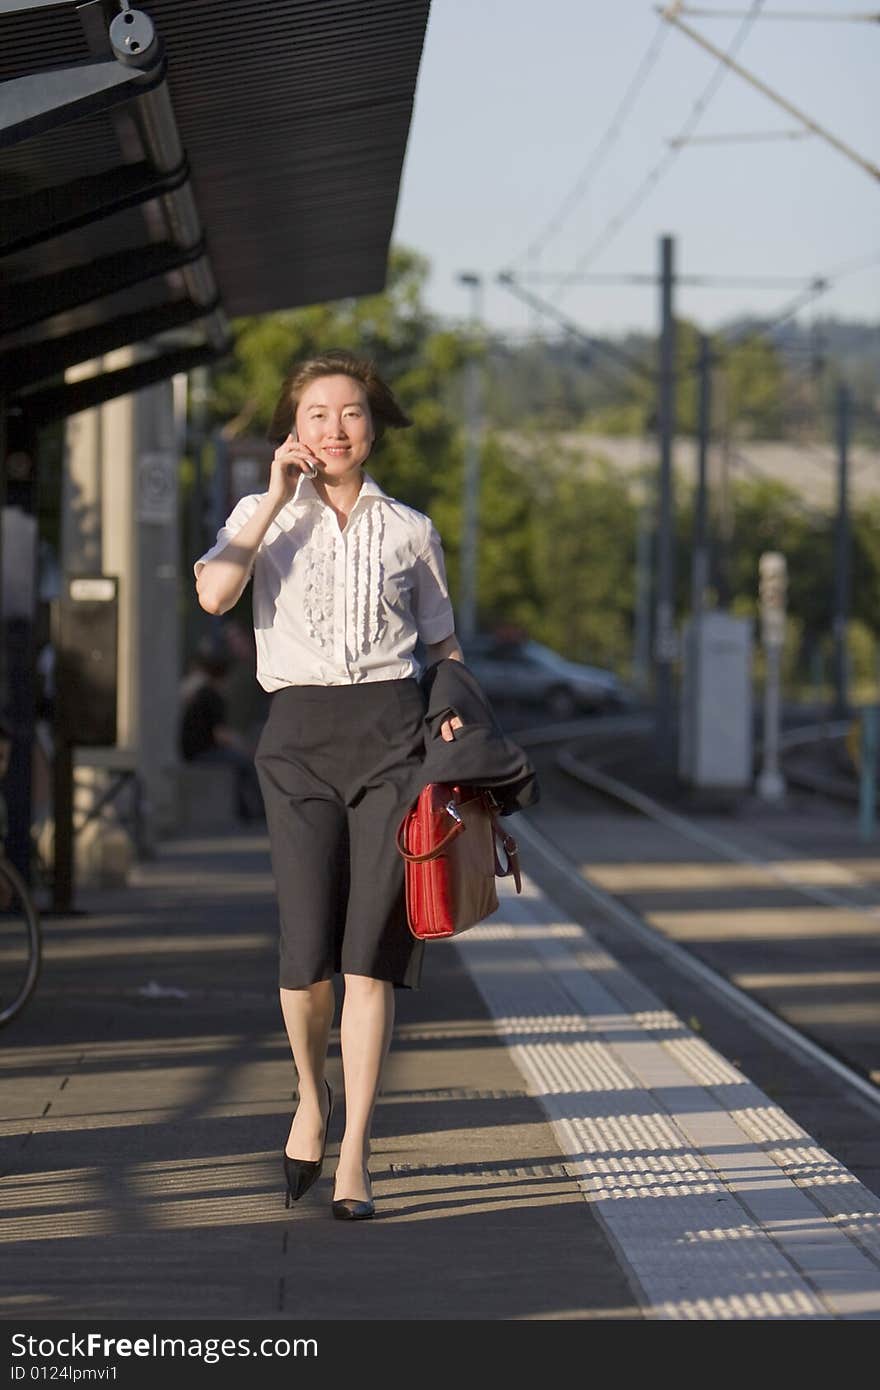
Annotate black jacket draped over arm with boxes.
[411,658,540,816]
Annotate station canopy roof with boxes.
[0,0,431,429]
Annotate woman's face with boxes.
[294,374,375,481]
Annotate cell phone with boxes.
[289,425,318,476]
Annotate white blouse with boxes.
[194,470,456,691]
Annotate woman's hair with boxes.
[267,349,412,445]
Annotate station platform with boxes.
[2,818,880,1322]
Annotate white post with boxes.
[756,551,787,802]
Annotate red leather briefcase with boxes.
[395,782,522,940]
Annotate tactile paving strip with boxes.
[728,1092,880,1267]
[456,875,880,1320]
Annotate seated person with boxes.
[179,651,265,823]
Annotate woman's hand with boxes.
[267,433,320,507]
[440,715,463,742]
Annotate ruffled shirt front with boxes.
[193,470,456,691]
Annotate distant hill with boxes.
[476,315,879,443]
[721,315,880,380]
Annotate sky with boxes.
[392,1,879,340]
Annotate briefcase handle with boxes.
[395,798,465,864]
[396,791,522,895]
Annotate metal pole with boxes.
[654,234,677,762]
[714,367,733,608]
[633,484,654,697]
[50,594,74,912]
[691,333,711,618]
[457,272,483,645]
[832,383,851,718]
[185,365,209,658]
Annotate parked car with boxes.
[461,635,630,719]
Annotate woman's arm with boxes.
[195,494,284,616]
[196,438,318,616]
[423,632,464,665]
[423,631,464,740]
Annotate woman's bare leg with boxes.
[334,974,395,1201]
[280,980,335,1159]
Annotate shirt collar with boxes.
[278,468,391,521]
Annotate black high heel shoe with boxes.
[283,1078,333,1207]
[332,1195,375,1221]
[332,1167,374,1221]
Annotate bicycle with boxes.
[0,737,42,1026]
[0,847,42,1026]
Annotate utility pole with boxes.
[633,480,654,699]
[185,365,210,659]
[833,383,851,718]
[711,364,734,609]
[457,272,484,645]
[655,234,677,763]
[692,333,712,619]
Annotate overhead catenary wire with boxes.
[668,127,810,144]
[501,5,876,354]
[549,0,767,307]
[496,244,879,400]
[822,248,880,281]
[726,279,830,342]
[676,6,880,21]
[497,272,656,386]
[512,17,671,269]
[486,231,880,442]
[721,251,880,350]
[511,249,880,304]
[664,5,880,183]
[515,270,816,288]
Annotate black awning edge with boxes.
[11,337,232,426]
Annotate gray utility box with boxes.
[679,612,753,790]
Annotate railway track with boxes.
[505,710,880,1190]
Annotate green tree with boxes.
[435,432,541,636]
[853,499,880,636]
[721,334,785,439]
[580,318,785,439]
[527,451,637,672]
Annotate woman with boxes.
[193,350,463,1221]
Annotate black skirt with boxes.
[254,676,427,990]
